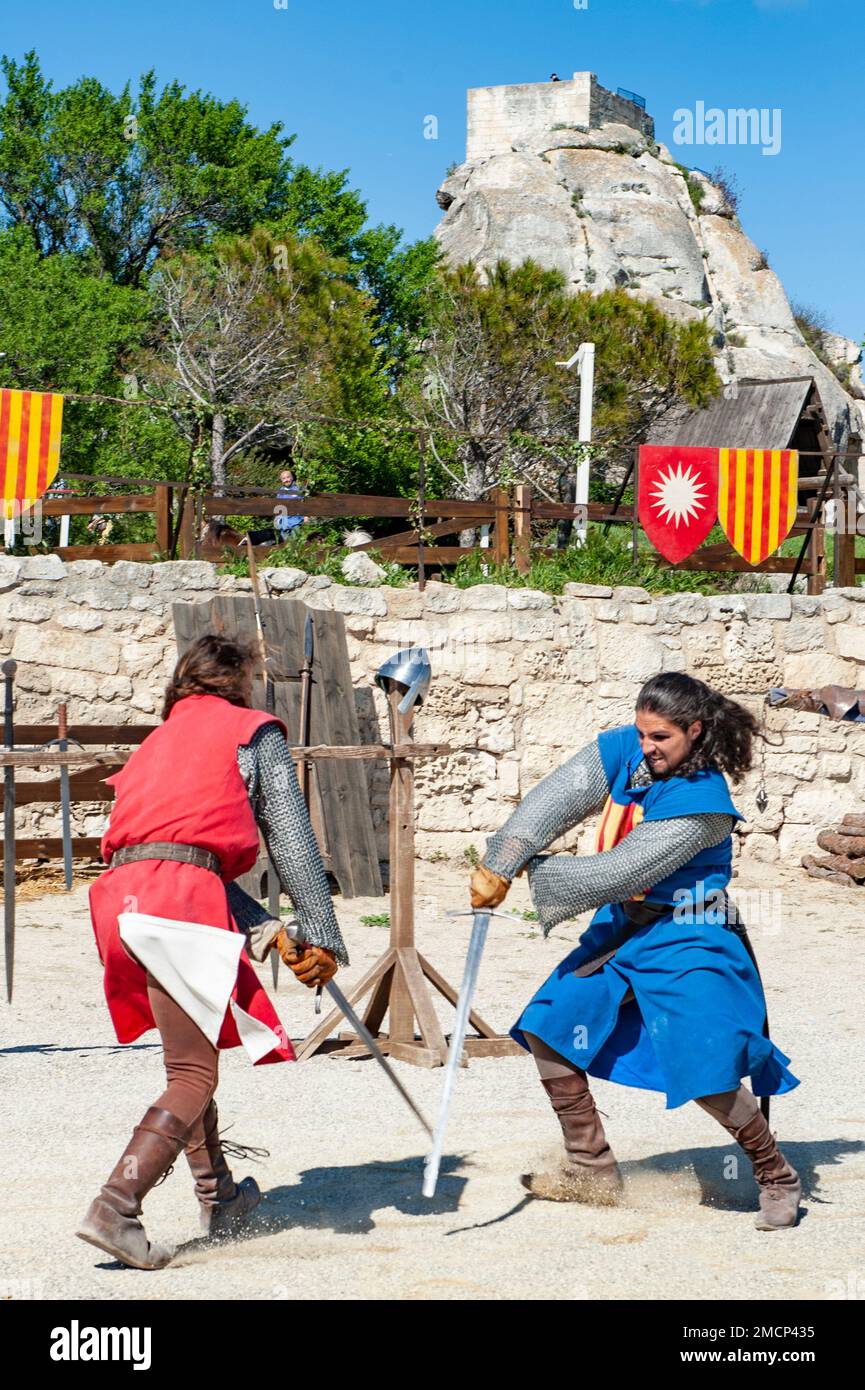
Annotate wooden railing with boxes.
[7,465,859,595]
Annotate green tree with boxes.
[0,226,183,479]
[400,260,720,506]
[136,228,387,496]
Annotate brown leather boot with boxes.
[697,1091,801,1230]
[76,1107,191,1269]
[522,1072,624,1205]
[184,1101,262,1238]
[734,1111,801,1231]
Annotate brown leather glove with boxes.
[470,864,511,909]
[275,931,338,987]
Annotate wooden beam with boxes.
[5,837,103,860]
[54,544,157,563]
[0,741,453,769]
[41,494,157,516]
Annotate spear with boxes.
[3,660,17,1002]
[245,537,281,989]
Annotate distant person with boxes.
[275,469,306,542]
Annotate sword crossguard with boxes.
[446,908,518,922]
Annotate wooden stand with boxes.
[294,689,519,1067]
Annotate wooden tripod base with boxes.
[293,944,520,1068]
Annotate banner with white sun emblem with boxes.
[637,446,719,562]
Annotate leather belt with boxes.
[109,841,222,875]
[572,900,673,978]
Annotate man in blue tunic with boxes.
[470,672,801,1231]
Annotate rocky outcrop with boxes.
[435,114,864,456]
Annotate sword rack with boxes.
[293,688,520,1069]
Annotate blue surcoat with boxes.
[512,725,799,1108]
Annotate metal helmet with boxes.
[374,647,432,716]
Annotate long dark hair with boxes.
[162,634,256,720]
[635,672,757,783]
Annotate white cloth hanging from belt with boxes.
[119,912,283,1065]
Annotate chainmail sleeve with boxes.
[482,739,610,879]
[236,722,349,966]
[527,812,735,933]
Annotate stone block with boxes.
[150,561,218,590]
[18,555,66,581]
[12,625,121,676]
[563,583,613,598]
[658,594,709,626]
[461,584,509,611]
[612,585,651,603]
[0,558,22,592]
[507,588,555,610]
[260,567,307,592]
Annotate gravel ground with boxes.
[1,859,863,1302]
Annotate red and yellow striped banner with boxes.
[0,389,64,521]
[718,448,798,565]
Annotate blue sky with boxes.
[2,0,861,340]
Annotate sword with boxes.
[3,660,17,1002]
[297,615,322,1015]
[55,705,74,890]
[42,706,84,892]
[246,536,282,991]
[422,907,511,1199]
[281,918,432,1140]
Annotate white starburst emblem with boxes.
[649,461,707,527]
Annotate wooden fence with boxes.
[7,461,862,594]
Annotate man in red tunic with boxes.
[78,634,347,1270]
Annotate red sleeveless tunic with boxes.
[88,693,294,1063]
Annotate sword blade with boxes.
[59,762,73,891]
[267,861,280,990]
[3,767,14,1003]
[422,910,490,1198]
[324,979,432,1140]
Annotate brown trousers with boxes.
[146,972,219,1140]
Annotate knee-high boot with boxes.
[697,1087,801,1231]
[522,1070,624,1205]
[184,1100,262,1238]
[76,1107,192,1269]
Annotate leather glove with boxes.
[275,931,338,987]
[470,864,511,909]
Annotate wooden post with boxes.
[177,490,195,559]
[387,689,415,1045]
[155,483,171,556]
[514,484,532,574]
[834,453,857,588]
[807,496,826,595]
[492,486,510,567]
[632,447,640,565]
[417,439,426,593]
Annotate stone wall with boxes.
[2,554,864,869]
[466,73,650,162]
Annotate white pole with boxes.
[59,513,70,547]
[576,343,595,545]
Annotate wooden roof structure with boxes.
[649,376,851,485]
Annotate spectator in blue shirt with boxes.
[275,469,306,541]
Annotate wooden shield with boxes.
[718,448,799,564]
[638,446,719,562]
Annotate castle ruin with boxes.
[466,71,655,162]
